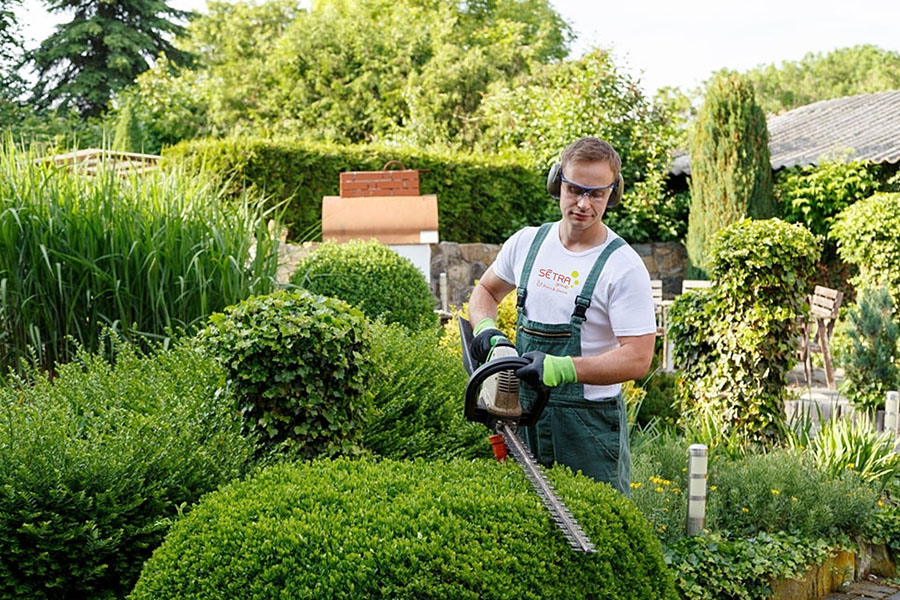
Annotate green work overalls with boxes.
[516,223,631,496]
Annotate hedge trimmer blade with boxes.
[459,317,594,554]
[497,423,596,554]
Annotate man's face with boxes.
[558,160,616,231]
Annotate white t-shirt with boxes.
[492,221,657,400]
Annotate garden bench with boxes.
[799,285,843,390]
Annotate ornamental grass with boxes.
[0,143,279,378]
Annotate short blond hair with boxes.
[560,137,621,178]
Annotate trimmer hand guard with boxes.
[458,317,550,428]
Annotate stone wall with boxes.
[631,242,688,299]
[430,240,688,309]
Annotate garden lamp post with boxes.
[686,444,708,536]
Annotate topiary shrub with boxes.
[363,320,489,460]
[197,289,373,459]
[291,239,438,331]
[669,218,820,443]
[130,458,678,600]
[0,337,254,600]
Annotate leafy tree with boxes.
[714,45,900,115]
[114,0,571,149]
[0,0,28,129]
[477,48,675,170]
[29,0,194,117]
[685,74,775,275]
[652,85,696,149]
[476,47,681,233]
[112,55,207,153]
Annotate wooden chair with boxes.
[799,285,843,389]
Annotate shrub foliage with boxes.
[831,192,900,300]
[669,218,820,443]
[197,289,373,459]
[131,458,678,600]
[363,321,488,460]
[0,338,253,599]
[775,156,881,238]
[837,286,900,410]
[291,240,437,331]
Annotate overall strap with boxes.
[516,223,553,313]
[572,236,627,323]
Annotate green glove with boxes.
[470,317,512,364]
[516,351,577,388]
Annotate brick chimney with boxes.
[339,164,420,197]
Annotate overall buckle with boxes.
[573,296,591,321]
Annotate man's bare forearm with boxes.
[571,333,656,385]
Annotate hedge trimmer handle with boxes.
[463,355,550,428]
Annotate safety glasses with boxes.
[560,173,617,202]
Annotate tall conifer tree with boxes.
[29,0,193,117]
[686,75,775,276]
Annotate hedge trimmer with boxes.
[458,317,596,554]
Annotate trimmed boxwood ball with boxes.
[131,458,678,600]
[197,289,372,458]
[290,239,438,331]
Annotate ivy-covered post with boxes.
[686,74,775,277]
[669,218,820,444]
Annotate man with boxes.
[467,137,656,496]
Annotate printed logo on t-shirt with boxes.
[535,267,579,295]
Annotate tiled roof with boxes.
[669,89,900,176]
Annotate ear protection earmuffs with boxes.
[546,162,624,209]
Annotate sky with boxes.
[15,0,900,95]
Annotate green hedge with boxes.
[0,338,254,599]
[163,137,552,244]
[131,458,678,600]
[363,321,488,460]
